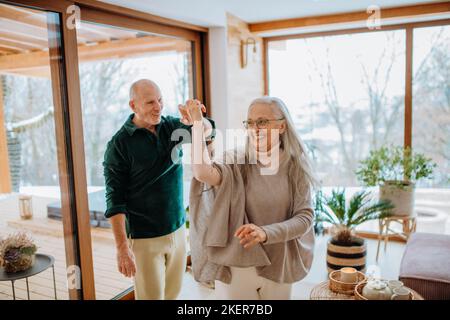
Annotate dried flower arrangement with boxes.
[0,232,37,273]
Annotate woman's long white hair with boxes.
[243,96,318,193]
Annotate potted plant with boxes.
[315,189,393,272]
[0,232,37,273]
[356,145,436,216]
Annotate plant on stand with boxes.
[356,145,436,216]
[315,189,393,272]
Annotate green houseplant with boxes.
[356,145,436,216]
[315,189,393,272]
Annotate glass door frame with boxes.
[1,0,210,300]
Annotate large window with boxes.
[268,31,405,186]
[412,25,450,188]
[267,22,450,235]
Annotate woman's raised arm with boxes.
[179,100,221,186]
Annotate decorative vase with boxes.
[379,180,415,217]
[326,237,367,273]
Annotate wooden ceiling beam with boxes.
[0,31,48,47]
[0,35,189,74]
[0,3,47,29]
[0,37,42,51]
[249,1,450,33]
[0,19,48,40]
[0,45,21,55]
[0,4,93,43]
[3,65,51,78]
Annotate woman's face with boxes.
[247,103,286,152]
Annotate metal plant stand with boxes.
[0,253,57,300]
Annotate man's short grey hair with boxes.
[129,79,158,101]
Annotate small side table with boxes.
[376,216,417,262]
[0,253,57,300]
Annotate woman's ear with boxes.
[279,121,287,134]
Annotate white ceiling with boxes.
[99,0,442,27]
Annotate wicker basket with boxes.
[329,270,367,295]
[354,281,416,300]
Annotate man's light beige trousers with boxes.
[215,267,292,300]
[129,226,186,300]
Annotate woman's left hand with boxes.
[235,224,267,249]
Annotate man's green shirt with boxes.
[103,113,213,239]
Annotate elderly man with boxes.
[103,79,214,300]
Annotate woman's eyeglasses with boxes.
[242,118,285,129]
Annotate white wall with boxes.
[208,27,229,133]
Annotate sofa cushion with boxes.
[399,232,450,300]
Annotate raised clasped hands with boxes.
[178,99,206,125]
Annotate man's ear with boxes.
[129,100,135,112]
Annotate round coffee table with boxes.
[310,280,424,300]
[0,253,57,300]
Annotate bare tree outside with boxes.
[412,26,450,187]
[269,27,449,187]
[272,31,405,186]
[3,75,58,187]
[79,60,135,186]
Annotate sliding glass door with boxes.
[1,0,207,300]
[0,2,85,299]
[75,20,196,299]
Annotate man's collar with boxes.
[124,114,138,136]
[124,114,163,136]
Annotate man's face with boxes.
[130,83,164,126]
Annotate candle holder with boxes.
[329,269,367,295]
[19,194,33,220]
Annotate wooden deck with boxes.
[0,215,133,300]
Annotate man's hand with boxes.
[178,99,206,125]
[234,224,267,249]
[116,243,136,278]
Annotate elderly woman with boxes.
[179,96,316,300]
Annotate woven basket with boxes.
[329,270,367,295]
[354,281,416,300]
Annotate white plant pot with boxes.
[379,181,415,217]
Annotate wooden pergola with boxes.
[0,3,191,193]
